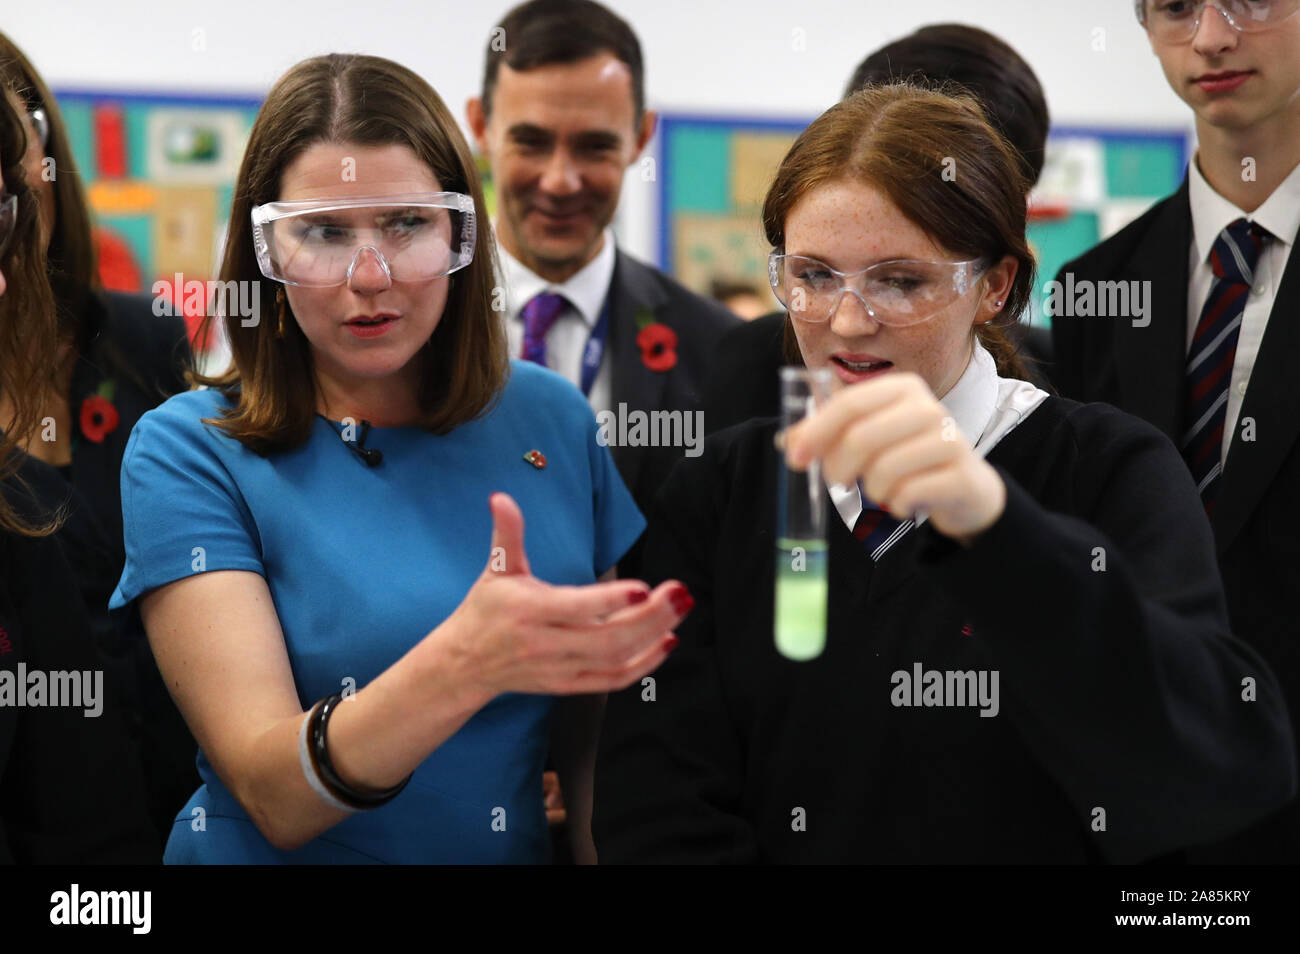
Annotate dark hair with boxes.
[762,82,1036,382]
[482,0,645,120]
[0,81,60,536]
[0,32,98,296]
[709,277,761,302]
[193,53,509,454]
[845,24,1049,186]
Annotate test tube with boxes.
[775,367,833,661]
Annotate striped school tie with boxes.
[520,292,569,367]
[1182,218,1270,516]
[853,481,914,561]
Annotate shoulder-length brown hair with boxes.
[194,53,508,454]
[0,32,98,291]
[0,81,60,536]
[762,82,1036,381]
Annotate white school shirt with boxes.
[1186,155,1300,465]
[497,227,617,415]
[827,341,1051,557]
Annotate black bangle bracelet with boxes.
[309,692,411,810]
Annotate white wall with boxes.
[5,0,1192,260]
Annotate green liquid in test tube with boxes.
[774,367,833,661]
[774,538,828,660]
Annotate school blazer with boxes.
[1052,177,1300,861]
[592,399,1297,863]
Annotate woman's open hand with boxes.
[434,493,692,697]
[784,371,1005,545]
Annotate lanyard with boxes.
[578,296,612,397]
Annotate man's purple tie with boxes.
[1182,218,1270,516]
[520,292,569,367]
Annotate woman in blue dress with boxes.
[109,52,689,864]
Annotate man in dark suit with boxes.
[466,0,737,862]
[466,0,737,519]
[1053,1,1300,862]
[705,24,1056,434]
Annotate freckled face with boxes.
[783,178,990,395]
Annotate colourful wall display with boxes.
[54,88,262,350]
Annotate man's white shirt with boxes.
[1186,155,1300,465]
[497,226,618,414]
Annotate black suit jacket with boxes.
[602,251,739,568]
[1052,177,1300,861]
[703,310,1059,435]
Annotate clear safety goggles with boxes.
[28,107,50,152]
[1135,0,1300,41]
[768,252,984,327]
[250,192,476,287]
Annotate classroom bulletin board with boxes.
[53,88,262,350]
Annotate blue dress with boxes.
[109,360,645,863]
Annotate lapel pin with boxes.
[523,449,547,469]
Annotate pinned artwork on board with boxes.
[55,88,261,361]
[145,108,247,183]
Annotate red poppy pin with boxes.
[80,381,120,444]
[634,307,677,373]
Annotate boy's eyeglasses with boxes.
[1136,0,1300,42]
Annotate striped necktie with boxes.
[853,482,913,561]
[520,292,569,367]
[1182,218,1270,516]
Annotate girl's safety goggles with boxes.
[768,251,984,326]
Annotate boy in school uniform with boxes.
[1053,0,1300,862]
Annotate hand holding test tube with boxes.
[774,367,834,661]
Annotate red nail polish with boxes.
[628,590,649,605]
[664,635,680,653]
[670,585,695,615]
